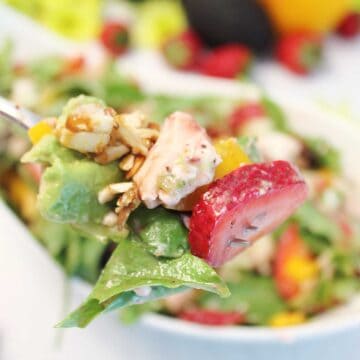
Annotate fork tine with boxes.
[0,96,41,130]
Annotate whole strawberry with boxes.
[276,32,323,75]
[162,30,202,70]
[336,12,360,38]
[100,21,129,56]
[199,44,252,79]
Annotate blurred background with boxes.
[1,1,360,360]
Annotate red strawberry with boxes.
[276,32,323,75]
[199,44,252,78]
[180,309,245,326]
[163,30,202,70]
[189,161,308,267]
[228,102,266,135]
[336,12,360,38]
[100,21,129,56]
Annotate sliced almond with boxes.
[98,182,134,204]
[126,155,145,179]
[137,128,159,140]
[102,211,118,227]
[119,154,135,171]
[94,144,129,164]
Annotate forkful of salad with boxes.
[2,95,308,327]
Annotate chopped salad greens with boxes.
[1,44,359,330]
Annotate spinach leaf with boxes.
[57,235,229,328]
[294,202,342,243]
[199,273,286,325]
[128,206,188,258]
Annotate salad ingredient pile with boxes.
[2,47,359,328]
[21,94,307,327]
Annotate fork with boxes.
[0,96,40,130]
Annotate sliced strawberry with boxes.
[228,102,266,135]
[274,224,317,300]
[180,309,245,326]
[189,161,308,267]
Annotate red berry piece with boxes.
[100,21,129,56]
[336,12,360,38]
[163,30,202,70]
[189,161,308,267]
[180,309,245,326]
[276,32,323,75]
[228,102,265,135]
[199,44,252,78]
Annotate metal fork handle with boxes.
[0,96,41,130]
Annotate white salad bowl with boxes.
[2,96,360,360]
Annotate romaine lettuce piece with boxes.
[57,235,229,328]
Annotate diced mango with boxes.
[28,120,53,144]
[269,311,306,327]
[284,256,319,283]
[214,137,250,179]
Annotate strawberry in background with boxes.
[336,12,360,38]
[163,30,202,70]
[199,44,253,79]
[276,32,323,75]
[100,21,129,56]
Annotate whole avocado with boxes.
[182,0,274,53]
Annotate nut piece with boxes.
[102,211,118,227]
[125,155,145,180]
[115,185,141,227]
[98,182,134,204]
[95,144,130,164]
[113,112,159,156]
[119,154,135,171]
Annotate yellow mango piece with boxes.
[261,0,351,34]
[269,311,306,327]
[214,137,250,179]
[284,256,319,283]
[28,121,53,145]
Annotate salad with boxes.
[1,43,359,328]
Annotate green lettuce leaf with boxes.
[31,217,107,283]
[57,235,229,328]
[237,136,262,162]
[199,273,286,325]
[304,137,341,173]
[261,96,288,132]
[128,206,188,258]
[294,202,342,242]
